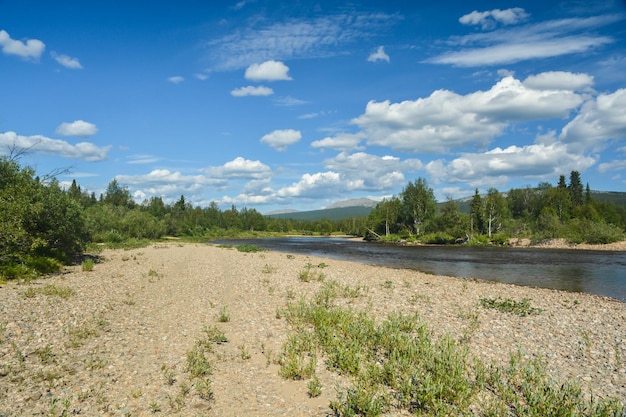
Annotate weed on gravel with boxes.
[23,284,75,299]
[480,297,543,316]
[278,282,624,417]
[298,263,326,282]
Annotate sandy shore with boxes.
[0,242,624,416]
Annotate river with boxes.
[214,237,626,302]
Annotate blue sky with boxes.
[1,0,625,212]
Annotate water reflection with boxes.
[214,237,626,302]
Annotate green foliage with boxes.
[279,285,623,417]
[0,158,89,279]
[480,297,543,316]
[566,219,625,244]
[23,284,75,299]
[420,232,456,244]
[81,258,95,272]
[235,244,265,253]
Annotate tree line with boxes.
[1,156,625,280]
[366,171,626,245]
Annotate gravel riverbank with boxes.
[0,242,624,416]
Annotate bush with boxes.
[567,220,624,244]
[420,233,455,244]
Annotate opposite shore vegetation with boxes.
[1,155,625,281]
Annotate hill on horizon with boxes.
[264,191,626,222]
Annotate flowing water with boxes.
[214,237,626,302]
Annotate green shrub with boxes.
[420,233,455,244]
[81,258,95,272]
[568,220,624,244]
[236,244,264,253]
[480,297,542,317]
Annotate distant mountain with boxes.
[266,205,373,221]
[328,198,378,209]
[264,208,300,216]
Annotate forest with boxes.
[1,155,625,280]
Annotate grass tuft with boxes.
[23,284,75,299]
[480,297,543,316]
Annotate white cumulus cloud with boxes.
[51,52,83,69]
[56,120,98,138]
[523,71,594,91]
[0,29,45,59]
[324,152,422,190]
[459,8,530,30]
[0,131,110,162]
[204,157,272,180]
[351,74,585,153]
[367,46,390,63]
[560,88,626,152]
[311,132,365,151]
[231,85,274,96]
[260,129,302,151]
[426,142,596,187]
[245,60,292,81]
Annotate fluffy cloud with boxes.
[428,14,619,66]
[324,152,421,190]
[245,60,292,81]
[523,71,594,91]
[0,29,45,59]
[204,156,272,180]
[231,85,274,96]
[260,129,302,151]
[351,75,584,153]
[277,171,345,198]
[0,131,110,161]
[56,120,98,138]
[116,169,226,201]
[311,132,365,151]
[51,52,82,69]
[459,8,529,30]
[560,88,626,152]
[426,142,596,187]
[367,46,389,63]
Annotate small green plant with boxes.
[68,325,97,348]
[35,344,56,365]
[479,297,543,316]
[195,377,214,401]
[262,263,277,273]
[382,279,393,289]
[23,284,75,299]
[218,306,230,322]
[236,244,265,253]
[161,363,176,385]
[298,264,325,282]
[203,325,228,344]
[81,258,95,272]
[239,344,251,360]
[307,375,322,397]
[186,343,213,379]
[149,401,161,413]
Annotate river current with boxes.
[214,237,626,302]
